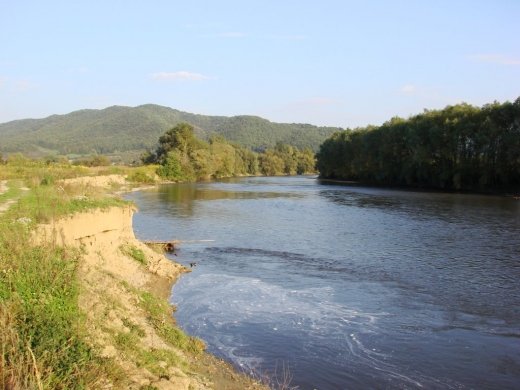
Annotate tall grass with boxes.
[0,160,90,182]
[0,214,113,388]
[0,164,129,388]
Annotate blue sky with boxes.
[1,0,519,128]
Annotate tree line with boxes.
[142,122,316,181]
[316,97,520,191]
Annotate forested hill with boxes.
[0,104,341,155]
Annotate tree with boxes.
[297,147,316,174]
[91,154,111,166]
[157,153,185,181]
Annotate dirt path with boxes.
[0,180,29,213]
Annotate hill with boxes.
[0,104,341,156]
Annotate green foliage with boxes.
[150,124,318,181]
[73,154,111,167]
[0,222,108,389]
[157,153,185,181]
[17,182,128,224]
[316,97,520,191]
[0,104,340,156]
[297,147,317,174]
[126,166,157,184]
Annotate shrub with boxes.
[157,154,184,181]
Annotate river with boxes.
[125,176,520,389]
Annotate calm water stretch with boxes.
[126,176,520,390]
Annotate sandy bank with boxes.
[34,175,269,389]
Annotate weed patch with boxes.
[119,245,147,265]
[138,291,206,354]
[0,229,110,389]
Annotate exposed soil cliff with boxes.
[34,197,268,389]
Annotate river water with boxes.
[126,176,520,390]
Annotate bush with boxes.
[126,168,156,184]
[156,154,185,181]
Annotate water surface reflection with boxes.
[127,177,520,390]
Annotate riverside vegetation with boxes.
[0,160,276,389]
[142,122,317,181]
[316,97,520,192]
[1,95,516,389]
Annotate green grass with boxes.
[0,179,24,204]
[138,291,206,354]
[121,317,146,337]
[0,159,90,181]
[3,177,130,226]
[0,222,114,389]
[0,162,210,389]
[118,280,205,355]
[0,164,132,389]
[119,245,147,265]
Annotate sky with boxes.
[1,0,519,128]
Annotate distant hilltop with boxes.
[0,104,342,156]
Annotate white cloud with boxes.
[397,85,461,107]
[466,54,520,65]
[78,66,90,74]
[150,71,209,82]
[400,85,416,95]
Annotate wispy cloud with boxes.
[400,85,417,96]
[0,77,39,91]
[398,84,461,106]
[266,34,307,40]
[78,66,90,74]
[466,54,520,65]
[12,81,39,91]
[150,71,209,82]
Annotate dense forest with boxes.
[144,123,316,180]
[316,98,520,191]
[0,104,341,155]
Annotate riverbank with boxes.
[0,171,271,389]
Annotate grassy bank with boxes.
[0,165,193,389]
[0,165,126,388]
[0,163,274,389]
